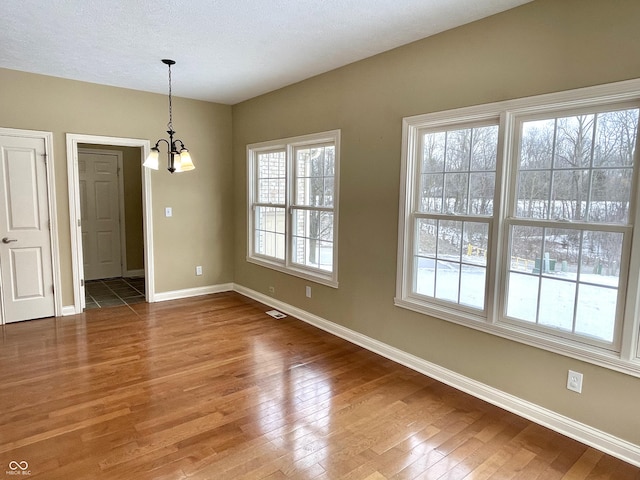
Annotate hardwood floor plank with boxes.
[0,292,637,479]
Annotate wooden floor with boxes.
[1,293,638,479]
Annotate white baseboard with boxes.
[61,305,78,316]
[233,283,640,468]
[154,283,234,302]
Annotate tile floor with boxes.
[84,277,145,309]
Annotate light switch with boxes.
[165,207,172,217]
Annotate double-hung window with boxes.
[397,80,640,374]
[410,120,499,318]
[504,107,638,348]
[247,130,340,287]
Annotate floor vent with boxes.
[266,310,287,319]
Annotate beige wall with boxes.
[79,144,144,272]
[0,68,234,305]
[232,0,640,445]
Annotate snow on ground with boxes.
[415,256,617,343]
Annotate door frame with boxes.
[67,134,154,312]
[0,127,63,322]
[77,147,127,279]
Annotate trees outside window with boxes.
[248,130,340,287]
[396,80,640,375]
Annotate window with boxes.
[504,108,638,347]
[413,123,498,313]
[248,130,340,286]
[397,80,640,375]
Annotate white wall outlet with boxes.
[195,266,202,276]
[567,370,583,393]
[306,286,312,298]
[268,286,275,294]
[165,207,172,217]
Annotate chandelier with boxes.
[143,59,195,173]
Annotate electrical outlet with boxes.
[195,266,202,276]
[567,370,583,393]
[306,286,312,298]
[268,286,275,294]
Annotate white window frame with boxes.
[396,79,640,377]
[247,130,340,287]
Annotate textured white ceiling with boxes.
[0,0,532,104]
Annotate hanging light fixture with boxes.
[144,59,195,173]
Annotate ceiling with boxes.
[0,0,532,105]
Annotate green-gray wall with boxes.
[232,0,640,446]
[0,69,234,305]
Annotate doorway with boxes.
[78,148,124,281]
[66,134,154,313]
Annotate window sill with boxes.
[394,296,640,378]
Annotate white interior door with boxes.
[79,150,122,280]
[0,134,55,323]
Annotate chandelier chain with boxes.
[167,63,173,132]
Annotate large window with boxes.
[397,80,640,375]
[413,123,498,313]
[248,130,340,286]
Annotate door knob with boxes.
[2,237,17,244]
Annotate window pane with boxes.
[554,114,594,169]
[445,130,471,172]
[579,231,622,287]
[257,151,286,204]
[550,170,589,221]
[516,170,550,219]
[542,228,578,281]
[538,278,575,332]
[460,265,486,309]
[422,131,446,172]
[463,222,488,267]
[510,225,542,274]
[324,177,335,206]
[506,272,538,322]
[444,173,468,214]
[435,261,460,303]
[254,206,286,259]
[590,168,632,223]
[416,218,437,257]
[296,145,335,207]
[593,109,638,168]
[415,256,435,297]
[575,284,617,342]
[520,119,554,170]
[418,173,443,213]
[469,172,495,215]
[437,220,462,262]
[292,209,333,271]
[470,125,499,171]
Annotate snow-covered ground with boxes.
[415,257,617,343]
